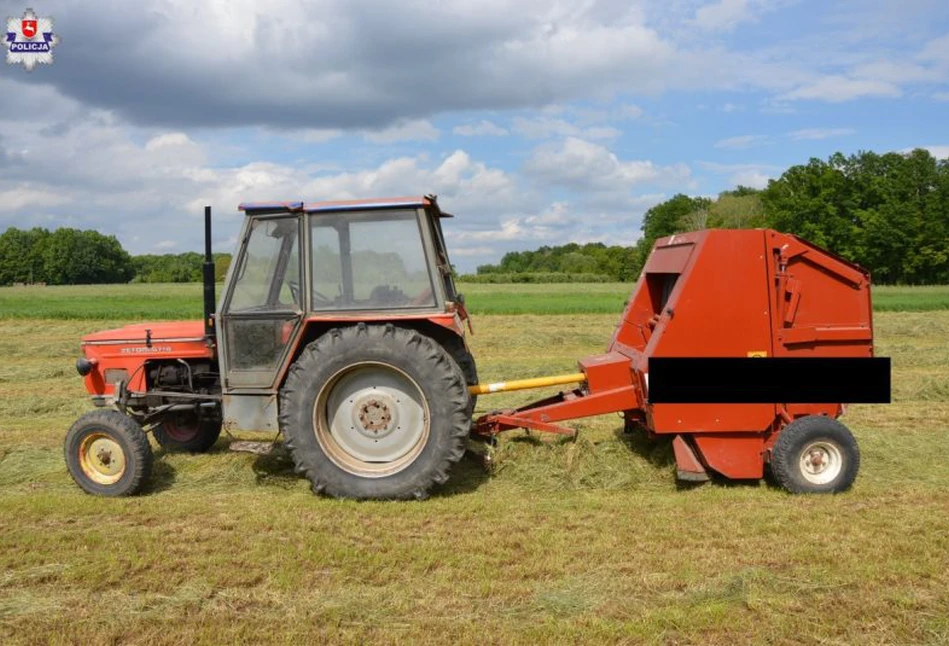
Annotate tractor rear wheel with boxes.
[279,324,470,500]
[65,410,153,497]
[770,416,860,494]
[442,336,479,414]
[153,412,221,453]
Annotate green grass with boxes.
[1,308,948,644]
[1,282,948,319]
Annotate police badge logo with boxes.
[6,8,59,71]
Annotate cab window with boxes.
[310,210,436,310]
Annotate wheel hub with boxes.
[316,362,429,476]
[806,450,825,470]
[355,397,395,436]
[79,433,126,485]
[799,441,843,485]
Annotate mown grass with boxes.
[0,306,948,644]
[1,282,947,319]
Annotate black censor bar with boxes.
[647,357,891,404]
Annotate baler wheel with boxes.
[153,413,222,453]
[770,416,860,494]
[279,324,470,500]
[65,410,153,497]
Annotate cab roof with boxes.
[238,195,453,217]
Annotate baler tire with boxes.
[65,410,153,497]
[441,336,479,414]
[153,414,222,453]
[278,324,470,500]
[770,416,859,494]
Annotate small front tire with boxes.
[770,416,859,494]
[65,410,153,497]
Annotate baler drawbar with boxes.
[470,228,889,493]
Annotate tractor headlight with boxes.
[76,357,96,376]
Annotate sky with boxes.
[1,0,948,272]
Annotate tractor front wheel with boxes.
[279,324,470,500]
[65,410,153,497]
[770,416,860,494]
[153,412,221,453]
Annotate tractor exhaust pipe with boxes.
[202,205,216,338]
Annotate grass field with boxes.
[1,286,948,644]
[1,282,949,319]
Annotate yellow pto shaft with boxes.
[468,372,587,396]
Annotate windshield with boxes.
[310,210,437,311]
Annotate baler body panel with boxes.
[610,230,778,436]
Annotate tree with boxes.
[760,148,949,283]
[640,194,712,245]
[0,227,49,284]
[708,192,765,229]
[42,228,135,285]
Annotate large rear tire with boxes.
[770,416,860,494]
[65,410,153,497]
[279,324,470,500]
[442,335,479,414]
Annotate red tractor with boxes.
[69,197,477,499]
[67,197,888,499]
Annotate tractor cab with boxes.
[218,196,470,392]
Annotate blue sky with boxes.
[1,0,947,270]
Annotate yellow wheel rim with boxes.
[78,432,126,485]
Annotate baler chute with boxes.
[472,228,889,493]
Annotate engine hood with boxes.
[81,321,207,345]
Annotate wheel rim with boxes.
[78,432,126,485]
[314,362,430,477]
[162,415,199,442]
[799,440,843,485]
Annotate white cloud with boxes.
[788,128,855,140]
[698,161,779,190]
[525,202,572,226]
[918,33,949,65]
[901,145,949,160]
[0,187,72,212]
[450,245,496,257]
[617,104,645,120]
[729,170,771,189]
[780,76,902,102]
[714,134,768,149]
[144,132,194,151]
[512,116,621,140]
[851,61,943,84]
[452,120,509,136]
[363,119,440,143]
[524,137,691,192]
[694,0,752,32]
[933,91,949,102]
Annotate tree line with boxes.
[2,149,946,286]
[472,148,949,284]
[0,227,232,286]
